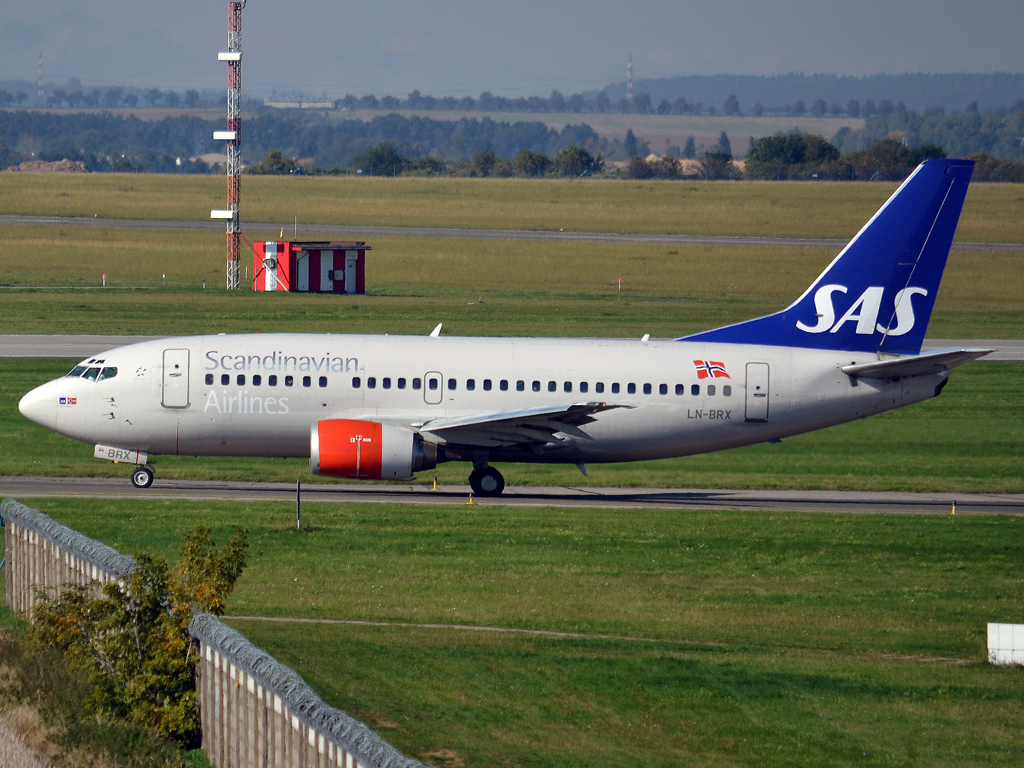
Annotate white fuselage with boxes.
[19,333,946,466]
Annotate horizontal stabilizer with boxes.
[841,348,992,379]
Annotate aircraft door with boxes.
[345,251,359,294]
[162,349,190,408]
[423,372,443,405]
[745,362,769,422]
[296,251,309,291]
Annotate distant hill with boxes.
[595,73,1024,113]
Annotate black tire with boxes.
[131,466,154,489]
[470,467,504,497]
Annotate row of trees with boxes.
[37,87,214,110]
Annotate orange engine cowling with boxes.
[310,419,437,480]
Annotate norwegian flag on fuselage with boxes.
[693,360,730,380]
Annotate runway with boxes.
[3,214,1023,253]
[1,335,1022,360]
[2,475,1021,515]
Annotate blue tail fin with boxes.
[679,158,974,354]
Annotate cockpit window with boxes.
[83,367,101,382]
[67,366,88,377]
[97,367,118,382]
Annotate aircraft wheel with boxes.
[131,465,155,489]
[469,466,504,497]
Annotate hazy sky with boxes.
[3,0,1022,97]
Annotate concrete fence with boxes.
[0,499,426,768]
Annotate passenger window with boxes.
[642,383,651,395]
[221,374,230,386]
[84,367,101,382]
[627,383,636,395]
[611,383,620,394]
[548,381,557,392]
[428,378,438,391]
[206,373,214,385]
[708,385,716,396]
[517,380,525,392]
[368,377,376,389]
[68,366,88,377]
[269,375,278,386]
[532,381,540,392]
[413,378,422,390]
[237,375,246,386]
[659,383,667,395]
[500,380,509,391]
[723,385,732,396]
[564,382,572,393]
[580,382,588,393]
[285,376,294,387]
[448,378,457,390]
[319,376,327,388]
[691,384,699,395]
[352,377,361,388]
[383,377,391,389]
[302,376,311,388]
[252,374,261,386]
[466,379,475,391]
[398,378,407,389]
[675,384,684,395]
[596,382,604,394]
[483,379,492,391]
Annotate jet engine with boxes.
[310,419,437,480]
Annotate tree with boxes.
[568,93,586,113]
[471,145,498,176]
[633,92,652,114]
[357,94,379,110]
[878,99,894,116]
[0,91,13,108]
[682,135,696,159]
[672,97,689,114]
[31,526,248,744]
[659,154,681,178]
[624,129,639,158]
[124,93,138,108]
[67,90,83,108]
[352,141,407,175]
[723,94,740,115]
[551,145,603,176]
[250,149,299,174]
[15,91,28,105]
[380,95,401,109]
[548,90,566,112]
[83,89,102,107]
[164,91,180,108]
[513,148,550,176]
[790,100,806,116]
[846,99,860,117]
[809,98,827,117]
[104,87,124,108]
[625,155,654,179]
[699,150,733,180]
[595,91,610,113]
[143,88,162,107]
[716,131,732,157]
[184,89,200,108]
[657,99,671,115]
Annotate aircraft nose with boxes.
[18,384,56,429]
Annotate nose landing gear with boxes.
[130,465,155,489]
[468,466,505,497]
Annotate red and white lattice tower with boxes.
[37,53,44,108]
[626,53,633,111]
[211,1,245,289]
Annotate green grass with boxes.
[5,498,1022,768]
[1,174,1023,241]
[3,359,1022,492]
[0,226,1020,338]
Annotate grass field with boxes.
[1,174,1023,242]
[1,498,1020,767]
[3,359,1022,492]
[0,226,1021,339]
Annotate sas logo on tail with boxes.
[694,361,730,380]
[796,285,928,336]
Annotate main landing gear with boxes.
[468,465,505,497]
[130,465,155,489]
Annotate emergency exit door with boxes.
[745,362,769,422]
[423,372,443,404]
[162,349,190,408]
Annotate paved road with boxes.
[2,476,1021,515]
[3,213,1023,253]
[1,335,1022,360]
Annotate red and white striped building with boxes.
[252,241,369,294]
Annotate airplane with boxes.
[19,158,991,496]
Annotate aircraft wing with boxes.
[841,347,993,380]
[419,402,631,448]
